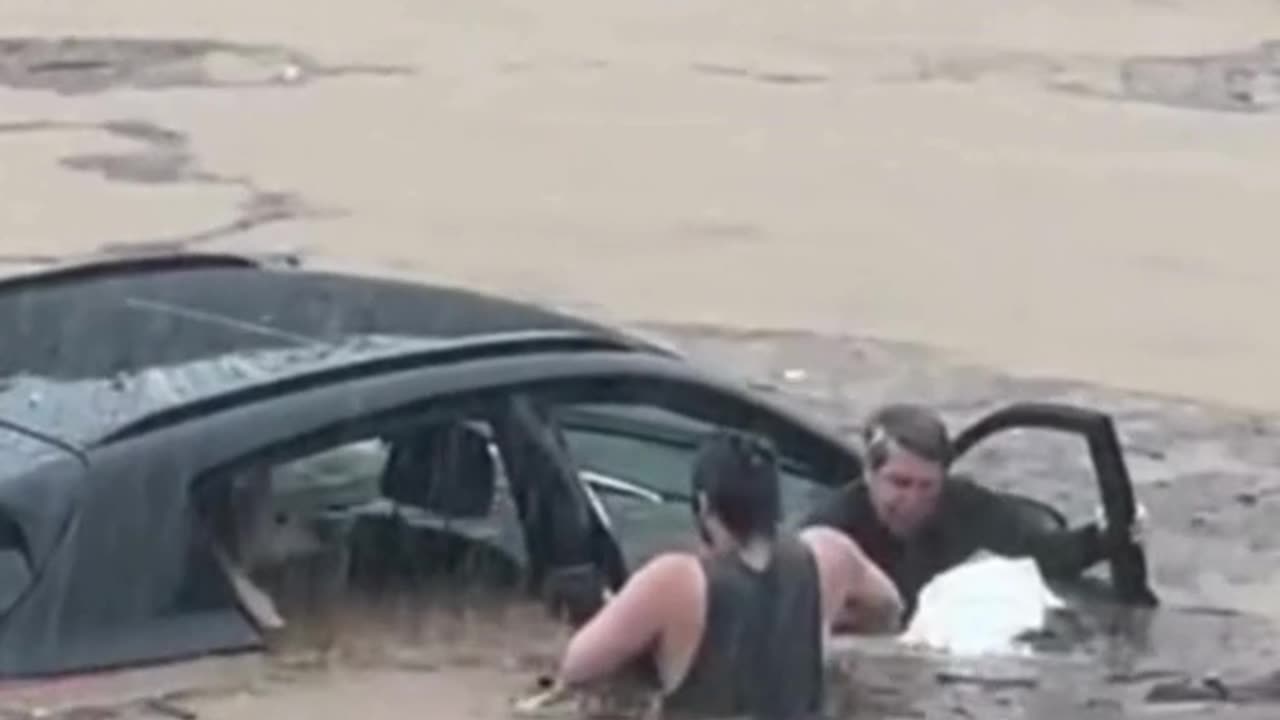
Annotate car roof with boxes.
[0,253,648,451]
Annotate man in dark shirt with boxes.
[803,403,1143,622]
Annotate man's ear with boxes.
[692,491,714,544]
[864,425,892,471]
[692,490,707,515]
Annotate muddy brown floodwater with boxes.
[2,2,1280,716]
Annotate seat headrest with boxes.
[382,423,496,518]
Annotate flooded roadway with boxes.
[1,1,1280,717]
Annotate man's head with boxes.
[691,430,782,549]
[863,403,951,538]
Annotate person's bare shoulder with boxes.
[611,548,706,604]
[798,525,866,564]
[606,551,704,627]
[628,551,703,592]
[799,525,903,634]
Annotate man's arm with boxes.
[799,526,903,636]
[958,479,1106,579]
[556,553,695,688]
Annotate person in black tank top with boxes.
[662,533,825,718]
[659,432,825,719]
[522,431,903,719]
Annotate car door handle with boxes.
[579,470,673,505]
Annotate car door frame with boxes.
[0,379,615,679]
[558,404,830,506]
[183,387,610,601]
[519,372,865,577]
[0,347,867,677]
[950,401,1158,606]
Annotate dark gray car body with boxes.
[0,253,864,678]
[0,252,1153,681]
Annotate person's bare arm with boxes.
[556,553,693,688]
[799,526,903,635]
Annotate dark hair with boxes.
[691,430,781,542]
[863,403,952,470]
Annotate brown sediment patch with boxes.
[0,37,410,95]
[0,119,329,255]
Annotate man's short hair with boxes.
[691,430,782,541]
[863,403,952,470]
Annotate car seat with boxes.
[381,422,496,520]
[360,421,518,590]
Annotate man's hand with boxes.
[544,564,611,627]
[1094,501,1148,547]
[833,596,900,636]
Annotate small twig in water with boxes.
[141,699,198,720]
[935,671,1039,690]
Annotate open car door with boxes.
[951,402,1158,607]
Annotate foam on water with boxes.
[900,554,1066,657]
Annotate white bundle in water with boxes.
[899,554,1065,657]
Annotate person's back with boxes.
[526,431,903,720]
[664,533,824,719]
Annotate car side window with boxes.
[224,437,391,573]
[552,401,835,570]
[184,414,529,634]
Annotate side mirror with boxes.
[543,563,608,627]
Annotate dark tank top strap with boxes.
[663,534,825,719]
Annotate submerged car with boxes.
[0,252,1154,679]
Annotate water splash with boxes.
[901,554,1066,658]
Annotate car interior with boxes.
[189,427,501,634]
[187,397,620,644]
[344,420,526,594]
